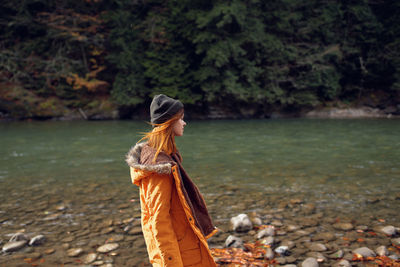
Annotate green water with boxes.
[1,119,399,214]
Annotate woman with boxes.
[126,94,218,266]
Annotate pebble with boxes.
[265,247,274,259]
[24,252,41,260]
[107,235,124,243]
[301,257,319,267]
[274,246,289,255]
[306,252,326,262]
[280,240,295,250]
[9,233,29,242]
[225,235,243,248]
[2,240,28,252]
[380,225,396,236]
[353,247,376,257]
[97,243,119,253]
[308,243,327,252]
[275,257,286,264]
[333,259,351,267]
[128,226,142,235]
[44,248,55,254]
[286,225,300,232]
[285,256,297,263]
[312,232,335,241]
[376,245,388,256]
[29,234,45,246]
[67,248,84,257]
[62,236,75,242]
[333,222,354,231]
[251,217,262,226]
[84,252,98,264]
[230,214,253,232]
[329,249,344,259]
[356,225,369,231]
[271,220,283,227]
[101,227,114,235]
[256,227,274,239]
[42,213,61,221]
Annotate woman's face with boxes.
[172,113,186,136]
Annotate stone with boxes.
[97,243,119,253]
[9,233,29,242]
[275,257,286,264]
[285,256,297,263]
[290,198,303,205]
[25,252,41,260]
[301,257,319,267]
[375,246,388,256]
[251,217,262,226]
[225,235,243,248]
[107,235,124,243]
[257,227,275,239]
[329,249,344,259]
[274,246,289,255]
[308,243,327,252]
[353,247,376,258]
[312,232,335,242]
[333,222,354,231]
[230,214,253,232]
[306,252,326,262]
[83,253,98,264]
[294,230,310,236]
[2,240,28,252]
[29,235,45,246]
[67,248,83,257]
[101,227,114,235]
[356,225,368,231]
[42,213,61,221]
[280,240,295,250]
[271,220,283,227]
[380,226,397,236]
[333,259,351,267]
[265,247,274,259]
[287,225,300,232]
[44,248,55,254]
[128,227,142,235]
[62,236,75,243]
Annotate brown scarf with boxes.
[170,152,215,237]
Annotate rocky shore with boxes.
[0,181,399,266]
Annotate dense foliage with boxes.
[0,0,399,118]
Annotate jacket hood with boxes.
[126,142,174,184]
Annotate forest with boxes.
[0,0,399,119]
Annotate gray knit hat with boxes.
[150,94,183,124]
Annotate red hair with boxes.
[139,110,183,162]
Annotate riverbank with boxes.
[1,179,399,266]
[1,105,399,121]
[1,85,400,121]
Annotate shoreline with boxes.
[1,106,399,122]
[1,181,399,266]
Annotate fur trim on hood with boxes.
[125,142,173,175]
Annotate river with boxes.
[0,119,399,265]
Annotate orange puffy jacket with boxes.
[126,143,218,267]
